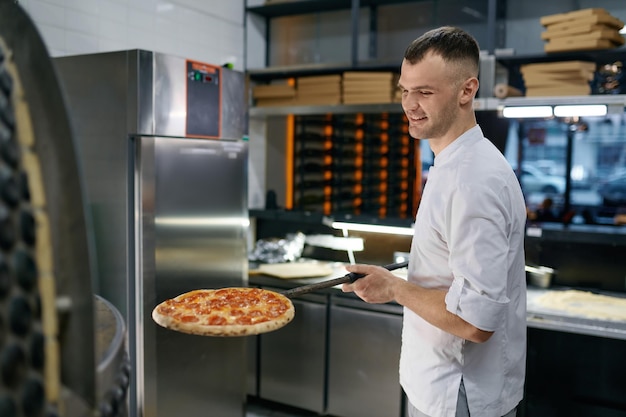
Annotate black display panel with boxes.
[186,60,221,138]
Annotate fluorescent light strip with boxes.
[502,106,553,118]
[553,104,607,117]
[331,221,414,236]
[155,217,250,228]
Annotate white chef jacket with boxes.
[401,125,527,417]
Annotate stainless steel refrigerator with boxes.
[54,50,249,417]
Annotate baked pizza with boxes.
[152,287,295,336]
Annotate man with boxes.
[342,26,527,417]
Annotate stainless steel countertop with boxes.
[249,261,626,340]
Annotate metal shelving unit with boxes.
[247,0,502,68]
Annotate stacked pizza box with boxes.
[342,71,397,104]
[393,87,402,103]
[520,61,596,97]
[296,75,342,105]
[252,82,296,107]
[540,8,625,53]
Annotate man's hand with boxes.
[341,264,403,304]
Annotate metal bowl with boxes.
[525,265,555,288]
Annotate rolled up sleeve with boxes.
[445,277,509,332]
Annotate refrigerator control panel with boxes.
[186,60,221,138]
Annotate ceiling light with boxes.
[501,106,553,118]
[553,104,607,117]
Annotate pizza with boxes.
[152,287,295,336]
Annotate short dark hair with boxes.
[404,26,480,77]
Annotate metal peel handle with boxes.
[281,260,409,298]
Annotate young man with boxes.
[342,26,527,417]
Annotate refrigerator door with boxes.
[134,135,248,417]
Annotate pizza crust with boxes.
[152,288,295,337]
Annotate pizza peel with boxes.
[151,261,409,337]
[280,260,409,298]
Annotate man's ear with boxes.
[459,77,479,105]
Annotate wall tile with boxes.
[98,0,128,23]
[65,0,99,14]
[65,9,99,35]
[152,32,178,55]
[128,0,156,12]
[35,23,65,51]
[172,0,243,25]
[129,7,154,31]
[99,17,128,41]
[98,36,128,52]
[20,0,246,67]
[154,15,175,35]
[28,0,65,28]
[127,26,154,51]
[66,30,99,53]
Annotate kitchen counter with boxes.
[526,287,626,340]
[249,261,626,340]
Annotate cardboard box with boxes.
[541,22,620,39]
[343,71,396,81]
[544,38,616,53]
[525,84,591,97]
[297,75,342,85]
[543,28,624,46]
[294,95,342,105]
[255,97,297,107]
[342,94,393,104]
[252,84,296,99]
[540,8,624,53]
[520,61,596,73]
[520,60,595,96]
[540,8,610,26]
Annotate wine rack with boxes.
[290,113,421,219]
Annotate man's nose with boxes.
[403,94,418,111]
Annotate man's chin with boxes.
[409,126,428,140]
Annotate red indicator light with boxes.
[204,75,212,82]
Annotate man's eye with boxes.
[420,91,432,96]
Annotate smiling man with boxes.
[343,27,528,417]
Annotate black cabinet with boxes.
[524,328,626,417]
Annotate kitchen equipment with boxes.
[53,50,248,417]
[0,3,129,416]
[526,265,556,288]
[281,260,409,298]
[327,294,404,417]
